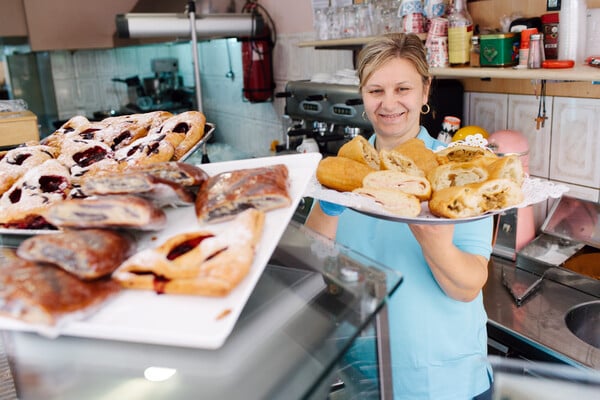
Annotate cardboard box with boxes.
[0,110,39,147]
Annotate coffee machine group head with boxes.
[278,80,373,155]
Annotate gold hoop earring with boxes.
[361,111,368,121]
[421,104,431,115]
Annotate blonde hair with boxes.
[357,33,431,92]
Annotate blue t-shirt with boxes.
[336,128,493,399]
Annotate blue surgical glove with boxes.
[319,200,346,216]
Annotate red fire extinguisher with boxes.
[241,1,275,103]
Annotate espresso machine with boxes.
[277,80,373,155]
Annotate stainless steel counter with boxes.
[483,256,600,369]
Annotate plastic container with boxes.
[479,32,519,67]
[541,12,559,60]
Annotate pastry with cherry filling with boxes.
[0,159,71,229]
[113,208,265,297]
[0,144,58,195]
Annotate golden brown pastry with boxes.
[155,111,206,160]
[362,170,431,201]
[132,161,209,187]
[112,209,265,297]
[196,164,291,223]
[428,178,524,219]
[17,229,134,280]
[44,194,167,231]
[435,144,498,165]
[0,251,121,326]
[316,156,376,192]
[80,171,195,207]
[337,135,380,170]
[0,159,71,229]
[485,155,525,187]
[392,138,439,175]
[427,160,489,191]
[0,144,58,195]
[379,149,425,177]
[353,187,421,217]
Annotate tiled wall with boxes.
[49,32,353,157]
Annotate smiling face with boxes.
[361,57,430,150]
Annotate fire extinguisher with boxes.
[241,1,275,103]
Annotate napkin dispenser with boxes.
[515,195,600,298]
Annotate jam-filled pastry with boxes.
[92,111,172,150]
[132,161,209,187]
[114,131,176,168]
[44,194,167,231]
[0,250,121,326]
[56,137,115,179]
[112,208,265,297]
[195,164,291,223]
[0,159,71,229]
[80,171,195,207]
[152,111,206,160]
[41,115,92,148]
[17,229,134,280]
[0,144,58,195]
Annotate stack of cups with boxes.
[426,17,449,67]
[399,0,426,34]
[558,0,587,63]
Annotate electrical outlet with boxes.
[547,0,561,11]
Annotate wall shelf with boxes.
[298,37,600,83]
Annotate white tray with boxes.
[0,152,322,349]
[306,176,570,225]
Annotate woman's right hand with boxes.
[304,200,343,240]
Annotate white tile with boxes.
[507,94,551,178]
[53,79,79,114]
[467,92,508,133]
[50,51,74,79]
[114,46,140,78]
[549,97,600,188]
[77,79,102,112]
[73,50,98,79]
[94,49,117,78]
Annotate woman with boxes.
[305,33,493,399]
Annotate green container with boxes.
[479,32,519,67]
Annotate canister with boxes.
[479,32,520,67]
[541,12,559,59]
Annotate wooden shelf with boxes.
[299,37,600,83]
[430,65,600,82]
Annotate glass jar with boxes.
[447,0,474,66]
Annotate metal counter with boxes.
[483,256,600,369]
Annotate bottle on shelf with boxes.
[447,0,473,67]
[437,115,461,144]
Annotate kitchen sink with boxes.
[565,301,600,349]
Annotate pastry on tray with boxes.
[44,194,167,231]
[113,208,265,297]
[17,229,134,280]
[80,172,195,207]
[0,159,71,229]
[195,164,291,223]
[0,250,121,327]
